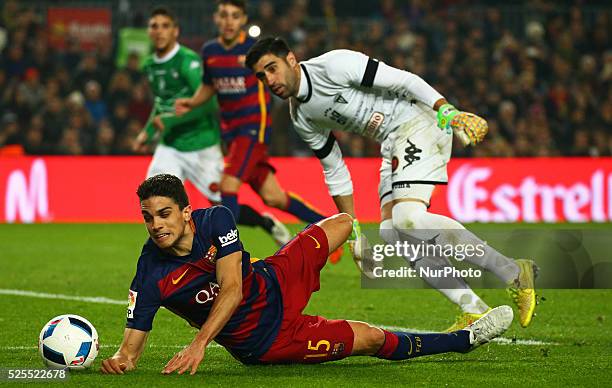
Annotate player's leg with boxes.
[253,168,343,262]
[390,117,536,327]
[222,136,290,244]
[146,144,184,180]
[314,213,353,255]
[349,305,513,360]
[256,170,326,223]
[185,144,223,205]
[259,306,512,364]
[385,117,493,325]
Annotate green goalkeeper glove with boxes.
[347,219,377,279]
[437,103,488,146]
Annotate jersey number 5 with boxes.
[304,339,331,359]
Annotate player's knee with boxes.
[365,326,385,352]
[352,323,385,355]
[333,213,354,236]
[261,192,285,208]
[391,201,426,231]
[316,213,352,250]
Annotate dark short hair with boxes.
[136,174,189,210]
[216,0,247,12]
[150,6,178,26]
[245,36,291,69]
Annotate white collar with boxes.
[153,43,180,64]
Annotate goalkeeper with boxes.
[245,37,538,330]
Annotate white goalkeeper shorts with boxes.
[378,109,452,208]
[147,143,223,202]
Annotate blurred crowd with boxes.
[0,0,610,158]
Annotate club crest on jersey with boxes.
[203,245,218,264]
[219,229,238,247]
[127,290,137,319]
[331,342,345,356]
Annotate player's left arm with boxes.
[162,207,243,376]
[160,57,212,130]
[162,252,242,376]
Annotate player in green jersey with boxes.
[132,6,291,244]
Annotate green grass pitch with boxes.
[0,223,611,387]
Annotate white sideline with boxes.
[0,288,558,348]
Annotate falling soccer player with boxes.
[100,174,513,375]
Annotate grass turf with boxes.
[0,223,611,387]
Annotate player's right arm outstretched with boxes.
[100,328,149,374]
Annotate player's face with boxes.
[148,15,179,54]
[252,53,300,99]
[214,3,247,43]
[140,196,192,251]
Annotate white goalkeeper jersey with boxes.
[288,49,444,196]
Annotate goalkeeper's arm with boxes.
[435,99,489,146]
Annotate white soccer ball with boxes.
[38,314,99,369]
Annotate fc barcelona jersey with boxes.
[201,32,272,144]
[126,206,282,361]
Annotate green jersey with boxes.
[142,44,220,152]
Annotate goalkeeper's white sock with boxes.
[392,201,520,284]
[380,219,489,314]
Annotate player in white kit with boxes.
[246,37,538,329]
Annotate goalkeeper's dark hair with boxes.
[137,174,189,210]
[150,6,179,26]
[245,36,291,69]
[216,0,247,12]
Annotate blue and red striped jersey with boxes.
[126,206,282,362]
[201,32,272,144]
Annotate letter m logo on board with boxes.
[4,159,50,223]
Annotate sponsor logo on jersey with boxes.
[195,282,220,304]
[364,112,384,138]
[219,229,238,247]
[127,290,137,319]
[213,77,246,94]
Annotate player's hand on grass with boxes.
[436,103,488,146]
[100,355,135,375]
[174,98,193,116]
[162,339,206,375]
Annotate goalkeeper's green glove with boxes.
[347,219,377,279]
[437,103,488,146]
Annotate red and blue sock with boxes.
[375,330,471,360]
[285,192,325,223]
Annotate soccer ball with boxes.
[38,314,99,369]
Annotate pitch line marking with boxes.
[0,288,558,347]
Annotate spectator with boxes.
[84,80,108,125]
